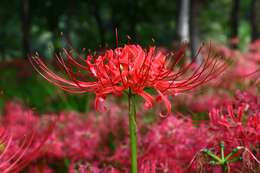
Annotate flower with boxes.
[138,115,209,173]
[209,102,260,148]
[30,44,227,115]
[0,105,55,173]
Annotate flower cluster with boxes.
[1,91,259,173]
[201,91,260,172]
[30,44,227,115]
[209,91,260,149]
[0,102,54,173]
[138,115,209,173]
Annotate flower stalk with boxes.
[128,89,138,173]
[202,141,242,173]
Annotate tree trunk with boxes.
[89,1,106,47]
[64,0,75,47]
[111,6,121,47]
[229,0,240,48]
[177,0,190,42]
[0,31,6,60]
[129,0,138,41]
[21,0,31,58]
[189,0,201,63]
[250,0,259,42]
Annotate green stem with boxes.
[221,164,227,173]
[225,148,239,161]
[203,149,222,162]
[128,89,138,173]
[220,141,225,160]
[220,142,227,173]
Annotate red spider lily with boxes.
[30,44,227,115]
[207,101,260,167]
[0,114,54,173]
[209,104,245,128]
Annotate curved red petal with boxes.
[156,90,172,117]
[94,96,107,112]
[137,91,154,109]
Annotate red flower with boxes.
[0,112,54,173]
[30,44,227,115]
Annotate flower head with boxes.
[30,44,227,115]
